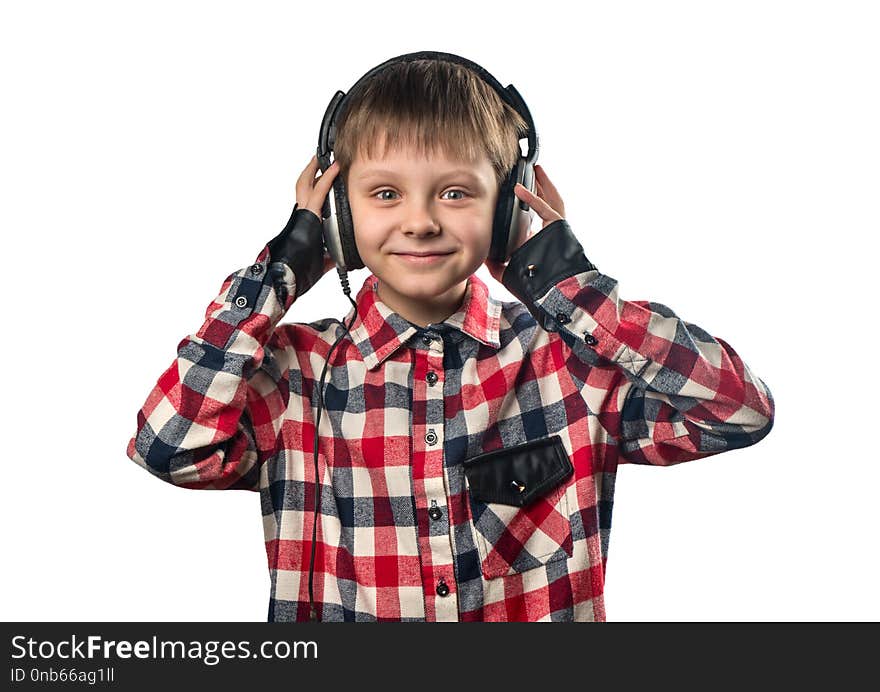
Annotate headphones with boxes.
[304,51,539,622]
[316,50,539,272]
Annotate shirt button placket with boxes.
[414,329,457,620]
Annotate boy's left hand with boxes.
[484,164,567,283]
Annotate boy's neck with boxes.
[375,278,468,329]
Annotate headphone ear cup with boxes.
[490,166,517,264]
[516,159,537,244]
[512,159,537,253]
[491,159,535,264]
[331,174,365,272]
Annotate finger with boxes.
[534,166,565,217]
[296,155,320,202]
[515,182,561,221]
[484,258,506,283]
[299,154,319,181]
[316,161,340,192]
[306,161,340,215]
[312,158,327,182]
[538,186,565,218]
[535,164,561,197]
[305,160,337,202]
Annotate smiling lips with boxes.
[392,251,453,265]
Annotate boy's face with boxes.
[347,137,499,328]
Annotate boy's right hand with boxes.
[266,155,341,302]
[296,154,342,277]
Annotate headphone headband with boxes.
[319,51,538,166]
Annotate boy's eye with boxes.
[442,189,468,201]
[373,189,469,201]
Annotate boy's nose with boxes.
[404,224,441,237]
[401,209,441,235]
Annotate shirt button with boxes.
[429,506,442,521]
[249,263,263,275]
[584,332,598,346]
[425,430,438,445]
[234,296,248,309]
[436,578,450,597]
[555,311,571,324]
[426,371,438,386]
[422,334,433,345]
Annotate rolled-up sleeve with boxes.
[502,219,775,466]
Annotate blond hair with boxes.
[333,58,528,188]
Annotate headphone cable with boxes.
[308,267,358,621]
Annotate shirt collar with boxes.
[347,272,502,371]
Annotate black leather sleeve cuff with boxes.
[266,205,325,301]
[501,218,597,313]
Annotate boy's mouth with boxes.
[392,251,454,265]
[392,250,455,256]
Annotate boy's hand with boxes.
[296,154,341,276]
[266,155,342,303]
[484,164,567,283]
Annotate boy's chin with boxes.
[373,271,468,298]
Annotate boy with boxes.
[126,54,775,622]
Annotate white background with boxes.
[2,0,877,622]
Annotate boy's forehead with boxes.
[351,145,492,180]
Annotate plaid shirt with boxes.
[126,219,774,621]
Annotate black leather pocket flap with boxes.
[463,435,574,507]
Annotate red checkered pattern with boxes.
[126,220,774,621]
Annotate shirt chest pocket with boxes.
[463,434,575,580]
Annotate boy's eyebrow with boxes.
[357,168,483,182]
